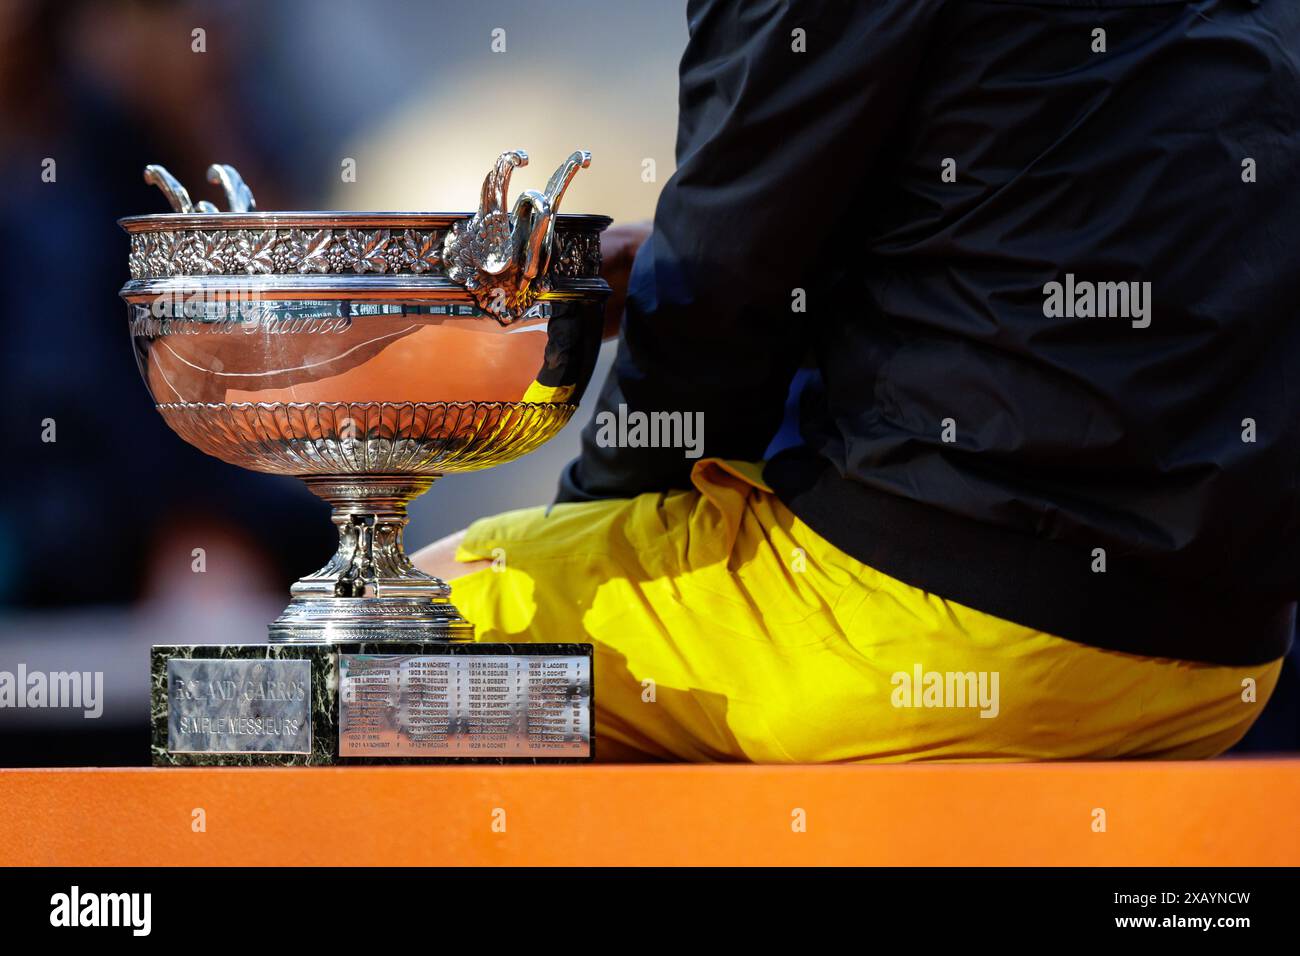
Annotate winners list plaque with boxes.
[339,648,590,759]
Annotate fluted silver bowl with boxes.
[119,151,609,643]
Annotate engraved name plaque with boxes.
[167,659,312,754]
[339,652,592,759]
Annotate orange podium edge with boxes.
[2,760,1298,867]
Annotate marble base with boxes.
[150,642,594,766]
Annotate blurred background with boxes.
[2,0,1294,766]
[0,0,684,764]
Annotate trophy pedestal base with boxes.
[151,642,593,765]
[267,596,475,644]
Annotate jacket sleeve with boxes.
[557,0,941,502]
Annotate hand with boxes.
[599,220,652,340]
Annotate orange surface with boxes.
[2,761,1298,867]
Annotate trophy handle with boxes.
[142,163,256,213]
[207,163,258,212]
[443,148,592,323]
[143,165,197,213]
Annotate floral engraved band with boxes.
[124,152,606,326]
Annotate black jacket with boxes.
[558,0,1300,665]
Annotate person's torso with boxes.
[799,0,1300,605]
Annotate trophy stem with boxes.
[267,475,474,644]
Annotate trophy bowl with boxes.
[120,151,610,645]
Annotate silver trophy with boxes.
[123,151,608,764]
